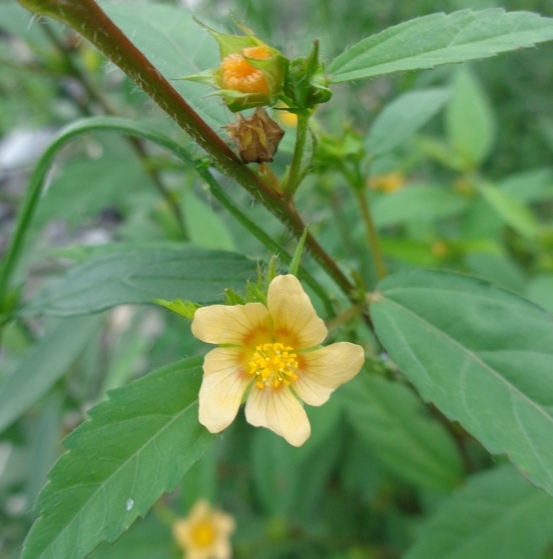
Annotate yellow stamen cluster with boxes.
[220,45,271,95]
[248,342,299,389]
[191,521,217,548]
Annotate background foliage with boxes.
[1,0,553,558]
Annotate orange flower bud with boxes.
[220,46,271,95]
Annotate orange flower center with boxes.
[248,342,299,389]
[220,46,271,95]
[191,520,217,548]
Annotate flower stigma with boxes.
[220,45,271,94]
[248,342,299,389]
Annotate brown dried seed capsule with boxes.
[224,107,285,164]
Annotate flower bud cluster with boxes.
[184,20,331,114]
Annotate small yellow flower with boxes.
[173,500,235,559]
[192,275,365,446]
[368,172,405,194]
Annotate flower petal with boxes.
[293,342,365,406]
[192,302,272,346]
[213,539,232,559]
[245,386,311,446]
[267,275,327,349]
[172,518,192,549]
[199,348,252,433]
[213,511,236,536]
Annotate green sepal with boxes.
[188,19,288,112]
[208,89,273,113]
[289,226,309,276]
[284,40,333,113]
[197,20,260,59]
[177,68,220,88]
[154,298,200,319]
[224,288,246,306]
[245,281,267,305]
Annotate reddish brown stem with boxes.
[17,0,355,299]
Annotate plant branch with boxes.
[284,113,310,197]
[16,0,355,301]
[354,189,387,281]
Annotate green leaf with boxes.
[31,137,153,232]
[19,248,256,317]
[371,270,553,496]
[329,9,553,83]
[405,465,553,559]
[0,316,102,434]
[180,442,218,512]
[478,182,539,239]
[181,190,235,251]
[446,67,495,168]
[366,88,451,157]
[22,357,214,559]
[499,167,553,203]
[342,375,463,491]
[526,275,553,313]
[464,253,526,293]
[89,517,172,559]
[373,185,470,229]
[101,2,226,129]
[251,397,342,517]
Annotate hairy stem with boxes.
[15,0,355,301]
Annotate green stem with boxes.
[354,189,387,281]
[16,0,354,300]
[285,113,310,196]
[340,162,387,282]
[0,116,334,318]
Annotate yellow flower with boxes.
[173,500,235,559]
[368,172,405,194]
[191,275,365,446]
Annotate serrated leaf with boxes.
[19,248,256,317]
[446,67,495,168]
[478,182,539,239]
[371,270,553,496]
[373,185,470,228]
[342,375,463,491]
[329,9,553,82]
[366,88,450,157]
[22,357,214,559]
[405,465,553,559]
[0,316,102,434]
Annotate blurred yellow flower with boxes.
[173,500,235,559]
[368,172,405,193]
[192,275,365,446]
